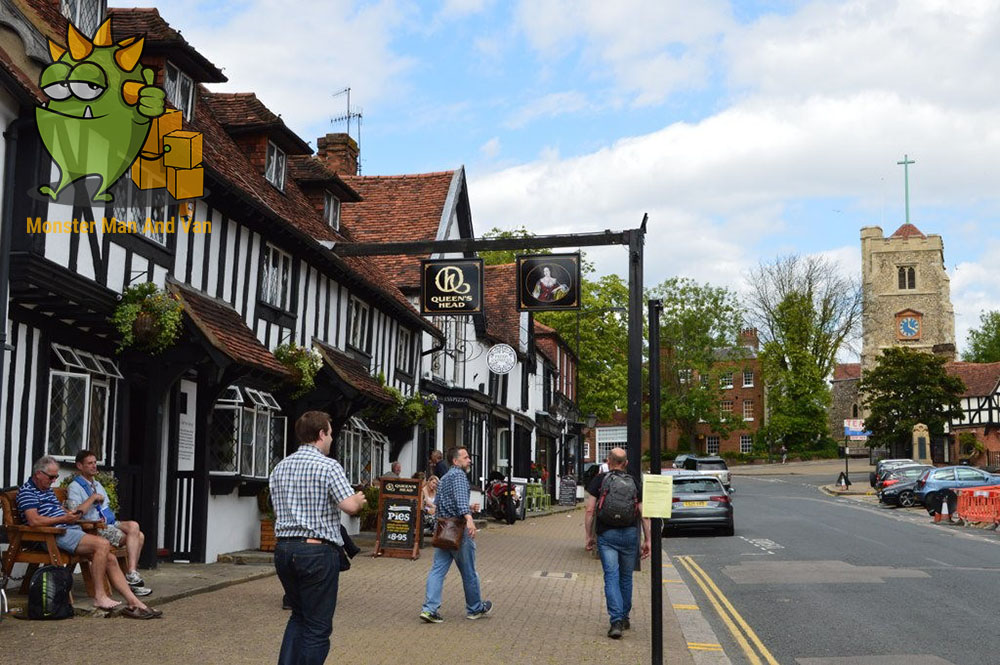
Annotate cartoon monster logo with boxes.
[36,19,165,202]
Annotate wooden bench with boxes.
[1,487,127,597]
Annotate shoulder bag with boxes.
[431,516,465,550]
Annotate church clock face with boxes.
[898,315,920,338]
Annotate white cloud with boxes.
[439,0,491,18]
[479,136,501,159]
[504,91,590,128]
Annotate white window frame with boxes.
[60,0,100,38]
[211,386,283,477]
[743,370,754,388]
[721,400,733,415]
[164,61,195,121]
[739,435,753,454]
[348,296,370,351]
[743,399,754,421]
[265,140,286,190]
[720,372,734,389]
[45,370,90,461]
[112,184,170,246]
[338,417,382,485]
[706,435,720,455]
[595,426,627,464]
[324,191,341,230]
[261,243,293,310]
[53,344,85,370]
[678,369,691,384]
[396,328,412,373]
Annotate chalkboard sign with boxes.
[559,476,577,506]
[374,477,423,559]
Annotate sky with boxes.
[111,0,1000,357]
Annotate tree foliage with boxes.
[859,347,965,450]
[962,310,1000,363]
[649,277,745,452]
[478,226,550,266]
[745,254,861,379]
[758,292,831,451]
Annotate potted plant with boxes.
[110,282,183,354]
[258,486,276,552]
[274,343,323,398]
[364,377,439,431]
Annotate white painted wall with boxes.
[204,492,262,563]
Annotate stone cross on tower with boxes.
[897,154,915,224]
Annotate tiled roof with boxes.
[534,319,576,361]
[18,0,67,39]
[0,44,43,103]
[108,8,226,82]
[483,263,522,351]
[313,340,395,405]
[945,362,1000,398]
[890,223,926,239]
[339,172,456,287]
[832,363,861,381]
[203,92,311,154]
[168,281,289,378]
[287,155,361,202]
[535,335,557,366]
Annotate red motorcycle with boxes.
[485,472,520,524]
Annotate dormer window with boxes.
[60,0,101,38]
[164,62,195,121]
[265,141,286,190]
[323,191,341,230]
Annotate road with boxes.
[664,470,1000,664]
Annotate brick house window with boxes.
[706,435,720,455]
[743,400,754,421]
[720,372,733,389]
[740,435,753,454]
[324,191,341,230]
[721,400,733,415]
[743,370,754,387]
[265,140,286,190]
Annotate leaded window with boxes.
[209,386,284,477]
[261,243,292,310]
[265,140,286,190]
[45,344,120,461]
[164,61,195,121]
[347,296,370,351]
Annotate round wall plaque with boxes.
[487,343,517,375]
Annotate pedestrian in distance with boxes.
[419,447,493,623]
[584,447,651,639]
[430,449,449,480]
[780,445,788,464]
[270,411,368,665]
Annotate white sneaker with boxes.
[125,571,145,586]
[131,586,153,597]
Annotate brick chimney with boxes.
[316,133,359,175]
[739,328,759,351]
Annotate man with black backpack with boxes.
[584,447,651,639]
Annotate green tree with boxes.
[478,226,550,266]
[962,310,1000,362]
[649,277,745,452]
[859,347,965,452]
[758,292,832,452]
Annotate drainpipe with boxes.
[0,116,32,404]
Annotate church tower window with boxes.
[897,266,915,290]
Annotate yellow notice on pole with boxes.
[642,474,673,518]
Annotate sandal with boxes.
[122,606,158,620]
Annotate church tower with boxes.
[859,223,956,374]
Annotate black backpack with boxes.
[27,565,74,620]
[596,471,638,527]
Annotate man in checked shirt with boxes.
[270,411,367,665]
[419,446,493,623]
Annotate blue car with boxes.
[914,466,1000,507]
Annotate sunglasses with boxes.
[43,472,59,480]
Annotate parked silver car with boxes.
[663,474,734,536]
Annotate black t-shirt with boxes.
[587,470,642,534]
[433,460,449,480]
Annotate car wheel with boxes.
[721,520,734,537]
[924,492,939,515]
[899,490,916,508]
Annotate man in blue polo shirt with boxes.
[17,456,158,617]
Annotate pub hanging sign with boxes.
[517,253,581,311]
[421,258,484,315]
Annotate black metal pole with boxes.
[648,298,663,665]
[626,215,647,574]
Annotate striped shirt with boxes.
[16,478,68,529]
[269,444,355,545]
[435,466,471,518]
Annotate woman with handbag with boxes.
[419,447,493,623]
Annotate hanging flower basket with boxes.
[363,375,439,431]
[110,282,183,355]
[274,343,322,398]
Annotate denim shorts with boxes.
[55,525,85,553]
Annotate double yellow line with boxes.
[675,555,779,665]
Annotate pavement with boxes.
[1,504,697,665]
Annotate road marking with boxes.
[689,642,725,651]
[677,555,780,665]
[674,604,699,610]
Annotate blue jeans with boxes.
[597,527,639,624]
[274,541,340,665]
[421,533,486,615]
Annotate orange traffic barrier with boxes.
[954,486,1000,527]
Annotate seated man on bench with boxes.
[17,456,161,618]
[66,450,151,596]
